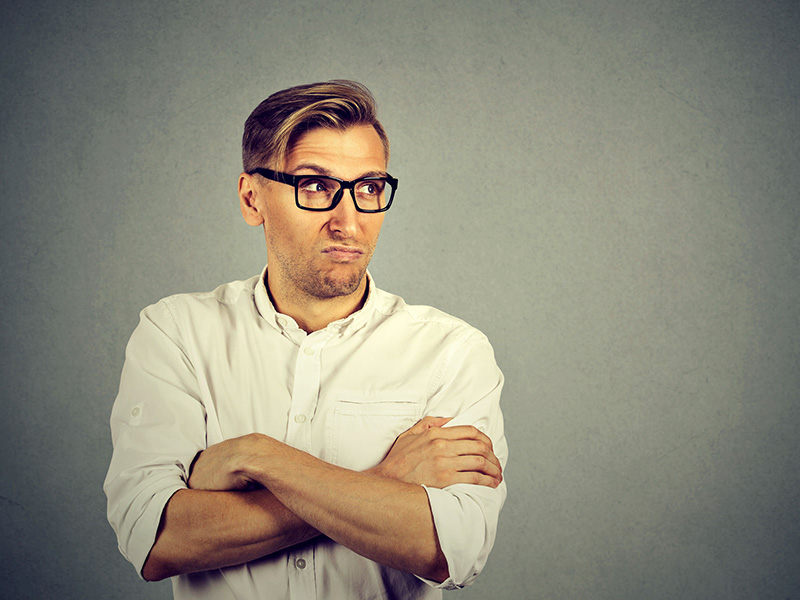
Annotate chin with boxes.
[318,269,365,298]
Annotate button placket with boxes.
[285,338,325,451]
[288,550,315,598]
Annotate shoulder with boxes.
[140,275,261,328]
[370,286,488,346]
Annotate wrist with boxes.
[364,463,387,479]
[239,433,277,486]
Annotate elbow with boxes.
[141,562,164,582]
[426,556,450,584]
[141,558,167,582]
[416,545,450,584]
[141,548,177,582]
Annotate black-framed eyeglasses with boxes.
[249,168,397,213]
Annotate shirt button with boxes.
[295,558,306,569]
[294,414,307,424]
[131,407,141,417]
[303,347,314,356]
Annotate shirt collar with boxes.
[254,265,377,338]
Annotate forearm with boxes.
[142,488,319,581]
[246,439,449,582]
[152,419,500,583]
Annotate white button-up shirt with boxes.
[104,269,507,600]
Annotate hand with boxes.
[369,416,503,489]
[187,433,268,491]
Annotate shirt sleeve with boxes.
[103,299,207,577]
[419,329,509,590]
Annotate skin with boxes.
[143,418,502,582]
[238,125,387,333]
[141,125,503,583]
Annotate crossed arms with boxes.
[105,295,508,588]
[141,417,503,582]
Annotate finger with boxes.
[425,439,503,482]
[459,454,503,482]
[458,440,503,472]
[441,453,503,481]
[430,438,499,465]
[408,415,452,434]
[447,468,502,489]
[420,415,453,429]
[428,424,495,450]
[465,439,502,471]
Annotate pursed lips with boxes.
[321,245,364,262]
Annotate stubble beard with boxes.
[302,263,365,299]
[270,243,371,301]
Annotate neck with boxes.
[266,271,369,334]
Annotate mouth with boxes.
[322,245,365,263]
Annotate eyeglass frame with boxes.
[248,167,398,213]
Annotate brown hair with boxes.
[242,80,389,172]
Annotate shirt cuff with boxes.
[114,480,185,579]
[418,482,504,589]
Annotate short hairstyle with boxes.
[242,80,389,172]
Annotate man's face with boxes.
[248,125,387,302]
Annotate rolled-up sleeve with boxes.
[103,299,207,577]
[419,330,509,589]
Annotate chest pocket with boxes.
[329,397,423,471]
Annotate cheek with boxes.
[265,210,324,253]
[264,214,294,253]
[366,217,385,246]
[267,222,300,250]
[263,203,295,238]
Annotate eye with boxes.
[298,178,331,194]
[357,180,384,195]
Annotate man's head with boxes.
[242,80,389,172]
[238,81,392,325]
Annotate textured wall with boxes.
[1,1,798,598]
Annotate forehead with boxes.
[284,125,387,177]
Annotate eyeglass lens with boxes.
[297,176,392,211]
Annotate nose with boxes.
[327,189,359,238]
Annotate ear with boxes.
[239,172,265,226]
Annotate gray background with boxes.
[1,0,798,598]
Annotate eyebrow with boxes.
[291,163,388,179]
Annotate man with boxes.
[104,80,508,599]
